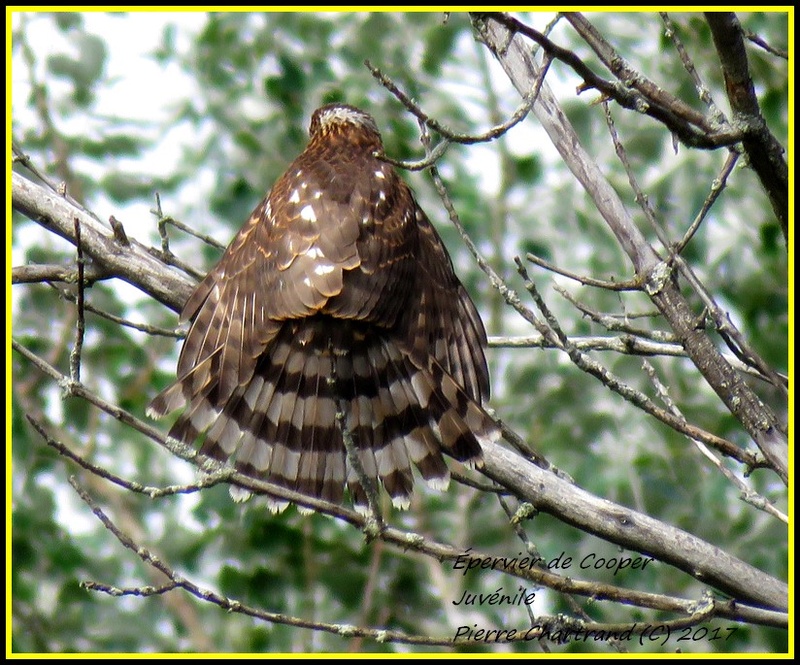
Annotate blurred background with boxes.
[10,11,788,654]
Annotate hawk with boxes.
[148,103,499,511]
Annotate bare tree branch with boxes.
[659,12,728,125]
[564,12,724,133]
[475,12,743,149]
[742,28,788,59]
[479,438,786,611]
[13,337,788,612]
[72,472,787,648]
[514,260,761,469]
[705,12,788,240]
[487,334,788,385]
[639,362,787,524]
[12,262,110,285]
[68,477,459,648]
[12,171,194,314]
[470,12,788,485]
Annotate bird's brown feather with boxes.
[148,103,499,510]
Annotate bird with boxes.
[147,102,500,512]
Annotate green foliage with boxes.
[47,33,107,102]
[11,10,788,655]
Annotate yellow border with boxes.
[7,6,793,659]
[787,5,795,664]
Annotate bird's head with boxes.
[308,103,383,151]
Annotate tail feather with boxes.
[147,317,499,510]
[377,338,451,488]
[147,349,221,419]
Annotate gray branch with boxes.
[480,439,787,611]
[13,169,788,613]
[471,13,787,485]
[705,12,788,240]
[12,171,194,314]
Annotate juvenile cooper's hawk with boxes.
[148,103,499,511]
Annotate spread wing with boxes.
[148,103,498,510]
[396,201,490,404]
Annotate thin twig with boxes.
[328,339,385,535]
[12,140,62,195]
[148,192,212,281]
[450,469,509,494]
[497,496,543,562]
[367,54,552,172]
[68,476,456,647]
[570,12,718,131]
[68,217,85,384]
[513,260,762,470]
[554,285,677,344]
[659,12,728,126]
[487,335,786,385]
[366,55,551,146]
[494,495,557,651]
[48,282,185,338]
[83,581,178,597]
[420,128,550,341]
[742,28,788,59]
[153,192,172,256]
[602,101,786,394]
[525,252,640,291]
[482,12,742,149]
[27,414,228,498]
[12,140,98,221]
[641,361,786,524]
[668,256,789,395]
[602,101,670,256]
[673,150,739,255]
[151,192,226,251]
[375,139,451,172]
[337,412,384,533]
[506,493,629,655]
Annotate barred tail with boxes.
[147,317,499,511]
